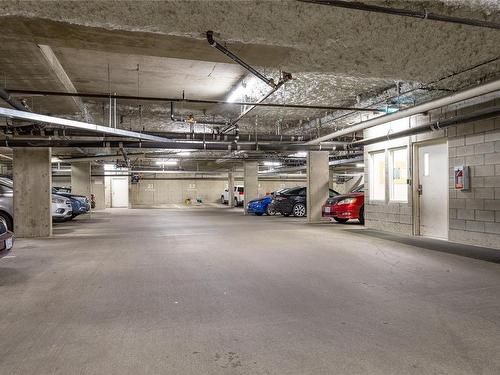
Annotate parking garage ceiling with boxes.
[0,0,499,169]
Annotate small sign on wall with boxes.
[454,165,470,190]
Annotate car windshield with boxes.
[274,188,290,195]
[352,184,364,193]
[54,187,71,193]
[329,189,340,196]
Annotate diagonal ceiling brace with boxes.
[207,31,277,88]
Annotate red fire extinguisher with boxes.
[455,169,464,190]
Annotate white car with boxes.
[221,186,244,206]
[52,194,73,221]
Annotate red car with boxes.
[322,185,365,224]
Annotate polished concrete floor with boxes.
[1,208,499,375]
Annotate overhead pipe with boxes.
[299,0,500,30]
[346,104,500,148]
[307,78,500,144]
[206,30,277,88]
[2,138,346,152]
[7,89,380,112]
[3,124,356,143]
[0,88,30,111]
[207,30,296,133]
[170,101,228,126]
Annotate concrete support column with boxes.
[228,169,235,208]
[329,169,335,190]
[91,165,105,210]
[71,162,91,198]
[13,147,52,237]
[244,161,258,214]
[307,151,329,223]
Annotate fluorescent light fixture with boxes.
[356,163,365,168]
[104,164,116,171]
[289,152,308,158]
[52,169,72,172]
[51,157,62,163]
[176,151,191,157]
[156,160,178,166]
[263,161,281,167]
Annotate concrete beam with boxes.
[13,148,52,237]
[307,151,329,223]
[243,161,258,215]
[38,44,94,122]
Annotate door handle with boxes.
[417,184,423,196]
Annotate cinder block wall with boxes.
[130,178,303,207]
[364,96,500,249]
[448,116,500,248]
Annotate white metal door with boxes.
[417,141,448,239]
[111,177,129,208]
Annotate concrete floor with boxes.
[1,208,499,375]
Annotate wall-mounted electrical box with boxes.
[454,165,470,190]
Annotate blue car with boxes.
[247,188,289,216]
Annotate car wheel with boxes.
[0,212,13,231]
[359,206,365,225]
[221,195,225,204]
[293,203,306,217]
[266,205,276,216]
[333,217,349,223]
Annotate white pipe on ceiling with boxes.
[306,78,500,145]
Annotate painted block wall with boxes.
[364,118,413,234]
[364,96,500,249]
[447,115,500,249]
[129,178,303,207]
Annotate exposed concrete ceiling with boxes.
[0,0,499,165]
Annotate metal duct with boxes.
[307,78,500,144]
[0,107,173,143]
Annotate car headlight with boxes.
[337,197,357,205]
[52,196,65,204]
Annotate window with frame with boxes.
[370,151,385,201]
[389,148,408,202]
